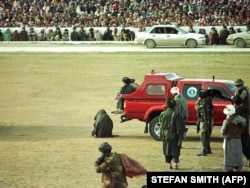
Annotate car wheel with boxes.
[235,38,246,48]
[145,39,156,48]
[186,39,197,48]
[149,116,161,141]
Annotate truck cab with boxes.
[119,70,235,141]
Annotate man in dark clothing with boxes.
[219,25,230,44]
[0,29,3,41]
[92,109,113,138]
[233,79,250,167]
[102,26,113,41]
[159,98,185,170]
[95,142,128,188]
[112,77,136,113]
[19,27,29,41]
[195,89,213,156]
[70,26,79,41]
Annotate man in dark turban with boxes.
[95,142,128,188]
[112,77,137,114]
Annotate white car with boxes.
[134,25,207,48]
[226,31,250,48]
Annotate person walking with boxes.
[95,142,128,188]
[195,89,213,156]
[159,98,185,170]
[221,104,246,172]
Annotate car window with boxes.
[147,84,166,95]
[207,89,223,100]
[167,27,177,34]
[207,84,233,100]
[182,84,202,100]
[151,27,164,34]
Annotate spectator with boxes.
[87,27,96,41]
[199,28,209,44]
[62,28,69,41]
[209,27,220,45]
[112,27,120,41]
[28,27,37,41]
[237,28,242,32]
[188,25,196,33]
[70,26,78,41]
[221,104,246,172]
[219,25,230,45]
[0,0,249,38]
[102,26,113,41]
[120,28,128,41]
[0,29,3,41]
[78,26,88,41]
[38,29,47,41]
[94,30,103,41]
[3,28,12,41]
[46,29,54,41]
[51,27,62,41]
[19,26,28,41]
[229,26,236,34]
[12,30,20,41]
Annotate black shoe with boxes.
[196,152,207,156]
[174,164,179,170]
[206,150,212,154]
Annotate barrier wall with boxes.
[0,26,247,41]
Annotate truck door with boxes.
[181,84,203,125]
[206,84,233,125]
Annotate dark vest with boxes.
[224,115,243,138]
[238,86,250,112]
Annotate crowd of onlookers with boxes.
[0,0,250,42]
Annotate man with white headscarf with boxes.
[221,104,246,172]
[169,87,188,146]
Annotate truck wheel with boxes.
[149,116,161,141]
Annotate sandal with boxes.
[167,163,173,169]
[246,161,250,167]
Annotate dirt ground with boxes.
[0,51,249,188]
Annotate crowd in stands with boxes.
[0,0,250,42]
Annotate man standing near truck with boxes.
[233,79,250,167]
[170,87,188,143]
[195,89,213,156]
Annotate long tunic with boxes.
[221,114,246,171]
[92,109,113,137]
[159,108,185,158]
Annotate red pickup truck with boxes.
[118,70,235,141]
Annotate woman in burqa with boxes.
[92,109,113,138]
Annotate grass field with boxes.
[0,52,250,188]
